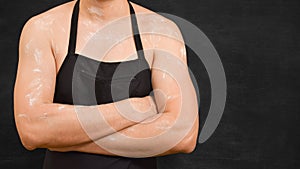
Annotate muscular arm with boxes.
[49,20,199,157]
[14,17,157,150]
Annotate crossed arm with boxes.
[14,17,199,158]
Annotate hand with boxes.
[130,96,157,114]
[113,96,157,122]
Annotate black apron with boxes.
[43,0,156,168]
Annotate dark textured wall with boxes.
[0,0,299,169]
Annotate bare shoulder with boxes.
[130,2,183,40]
[130,2,186,62]
[21,1,75,35]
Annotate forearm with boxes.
[49,111,198,157]
[50,143,181,157]
[49,81,199,157]
[48,113,175,156]
[16,96,156,149]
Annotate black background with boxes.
[0,0,299,169]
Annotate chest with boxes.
[51,23,155,74]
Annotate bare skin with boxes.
[14,0,199,157]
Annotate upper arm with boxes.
[151,20,197,116]
[14,17,57,146]
[150,19,199,152]
[15,16,57,106]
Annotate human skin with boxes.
[14,0,199,157]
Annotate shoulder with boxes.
[130,3,186,62]
[21,1,75,36]
[130,2,182,39]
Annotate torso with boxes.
[32,1,157,74]
[42,1,157,169]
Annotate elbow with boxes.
[174,125,199,154]
[15,119,45,151]
[176,135,198,154]
[181,142,197,154]
[19,131,39,151]
[180,114,199,154]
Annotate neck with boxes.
[80,0,129,21]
